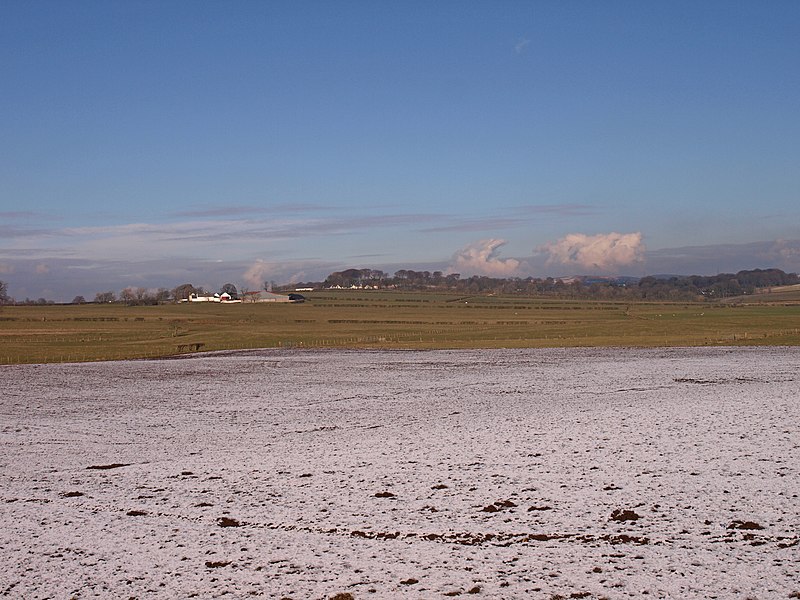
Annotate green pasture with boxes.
[1,291,799,364]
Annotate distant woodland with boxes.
[1,268,797,306]
[294,267,800,302]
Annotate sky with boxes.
[1,1,799,301]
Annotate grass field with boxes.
[1,290,799,364]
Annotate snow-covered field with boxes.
[1,347,798,599]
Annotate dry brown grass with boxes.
[0,290,798,364]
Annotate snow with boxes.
[1,347,798,599]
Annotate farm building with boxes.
[185,293,220,303]
[185,292,241,303]
[241,291,292,303]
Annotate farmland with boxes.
[2,347,799,598]
[1,290,799,364]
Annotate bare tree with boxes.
[171,283,197,302]
[119,287,136,305]
[94,291,116,303]
[134,287,149,304]
[220,283,238,299]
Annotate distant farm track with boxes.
[1,290,799,364]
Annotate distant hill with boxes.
[283,267,799,302]
[723,283,800,304]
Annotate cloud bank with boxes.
[243,260,272,290]
[450,239,521,276]
[243,259,308,290]
[539,232,646,271]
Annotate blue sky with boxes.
[1,1,799,300]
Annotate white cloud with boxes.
[242,259,326,290]
[771,239,800,264]
[539,232,646,271]
[449,239,521,276]
[514,38,530,54]
[243,260,275,290]
[1,212,448,265]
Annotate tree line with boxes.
[90,283,243,305]
[288,267,800,301]
[0,281,243,306]
[1,268,797,306]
